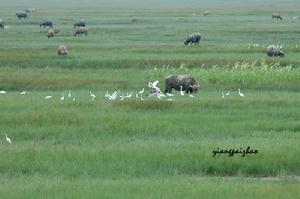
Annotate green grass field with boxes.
[0,0,300,198]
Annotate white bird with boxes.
[222,92,225,99]
[140,95,144,101]
[138,88,144,95]
[125,92,133,98]
[20,91,26,95]
[189,94,194,98]
[226,91,230,96]
[5,134,12,144]
[238,89,245,97]
[105,91,110,98]
[135,93,139,98]
[90,91,96,101]
[60,93,65,101]
[148,80,160,90]
[180,86,184,96]
[0,90,7,94]
[68,90,71,98]
[72,97,76,102]
[166,98,175,101]
[166,93,174,97]
[44,95,52,99]
[149,91,163,99]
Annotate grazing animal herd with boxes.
[0,10,290,58]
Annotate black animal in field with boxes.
[272,13,282,20]
[0,19,4,28]
[184,33,201,45]
[40,19,53,28]
[74,19,86,28]
[16,11,28,20]
[164,75,200,94]
[266,44,284,57]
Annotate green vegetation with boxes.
[0,0,299,198]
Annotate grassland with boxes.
[0,0,300,198]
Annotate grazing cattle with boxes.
[164,75,199,94]
[266,44,284,57]
[53,28,59,34]
[184,32,201,45]
[132,16,138,23]
[74,19,86,28]
[272,13,282,20]
[40,20,53,28]
[74,27,88,36]
[0,19,4,28]
[291,16,300,19]
[16,11,28,20]
[47,28,59,38]
[48,29,55,38]
[203,10,210,16]
[57,45,68,56]
[25,8,36,13]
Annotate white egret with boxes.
[126,92,133,98]
[44,95,52,99]
[68,90,71,98]
[238,89,245,97]
[189,94,194,98]
[180,86,184,96]
[166,93,174,97]
[73,97,76,102]
[0,90,7,94]
[20,91,26,95]
[222,92,225,99]
[105,91,110,98]
[138,88,144,95]
[5,134,12,144]
[60,93,65,101]
[226,91,230,96]
[148,80,159,90]
[90,91,96,101]
[166,98,174,101]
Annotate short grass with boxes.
[0,0,300,198]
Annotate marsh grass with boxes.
[0,0,300,198]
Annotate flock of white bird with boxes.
[1,80,245,144]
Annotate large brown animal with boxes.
[0,19,4,28]
[57,45,68,56]
[266,44,284,57]
[47,28,59,38]
[164,75,199,94]
[48,29,55,38]
[74,27,88,36]
[272,13,282,20]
